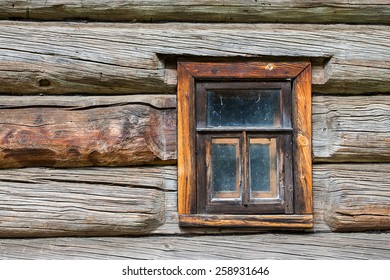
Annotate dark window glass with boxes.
[249,138,278,199]
[249,144,270,192]
[207,89,281,127]
[210,140,240,199]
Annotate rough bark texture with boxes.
[1,1,389,24]
[0,233,389,259]
[0,95,176,168]
[0,22,389,95]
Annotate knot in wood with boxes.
[297,134,309,147]
[265,63,274,71]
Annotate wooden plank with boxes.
[1,1,389,24]
[180,61,310,79]
[0,22,388,95]
[313,95,390,162]
[0,233,389,259]
[177,64,196,214]
[293,65,312,213]
[0,166,178,237]
[179,214,313,229]
[315,164,390,232]
[0,95,176,168]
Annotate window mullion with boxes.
[242,131,249,206]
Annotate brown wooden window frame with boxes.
[178,61,313,229]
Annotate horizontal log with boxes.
[0,22,389,95]
[313,95,390,162]
[0,94,176,109]
[0,166,176,237]
[0,164,388,237]
[1,233,389,259]
[1,1,389,24]
[0,95,176,168]
[317,164,390,232]
[1,94,388,168]
[157,164,390,234]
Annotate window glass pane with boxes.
[210,140,240,199]
[207,89,281,127]
[249,138,278,198]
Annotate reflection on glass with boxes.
[249,138,278,198]
[207,89,280,127]
[210,140,240,199]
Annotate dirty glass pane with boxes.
[249,143,271,192]
[207,89,280,127]
[211,142,239,198]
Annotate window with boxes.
[178,61,312,229]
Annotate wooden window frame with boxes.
[178,61,313,229]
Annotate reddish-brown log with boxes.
[0,96,176,168]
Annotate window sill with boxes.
[179,214,313,229]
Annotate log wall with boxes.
[1,1,389,24]
[0,22,389,95]
[0,1,389,259]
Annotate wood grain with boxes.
[0,164,388,237]
[180,61,309,79]
[0,22,388,95]
[313,95,390,162]
[0,166,178,237]
[178,61,310,221]
[1,94,388,167]
[177,64,196,214]
[0,233,389,259]
[1,1,389,24]
[316,164,390,232]
[0,95,176,168]
[293,65,312,214]
[179,214,313,229]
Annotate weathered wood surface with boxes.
[0,95,176,168]
[0,164,388,237]
[159,164,390,234]
[293,65,312,213]
[313,95,390,162]
[317,165,390,232]
[1,94,388,168]
[0,95,176,109]
[1,1,389,24]
[1,233,389,259]
[0,22,388,95]
[0,166,176,237]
